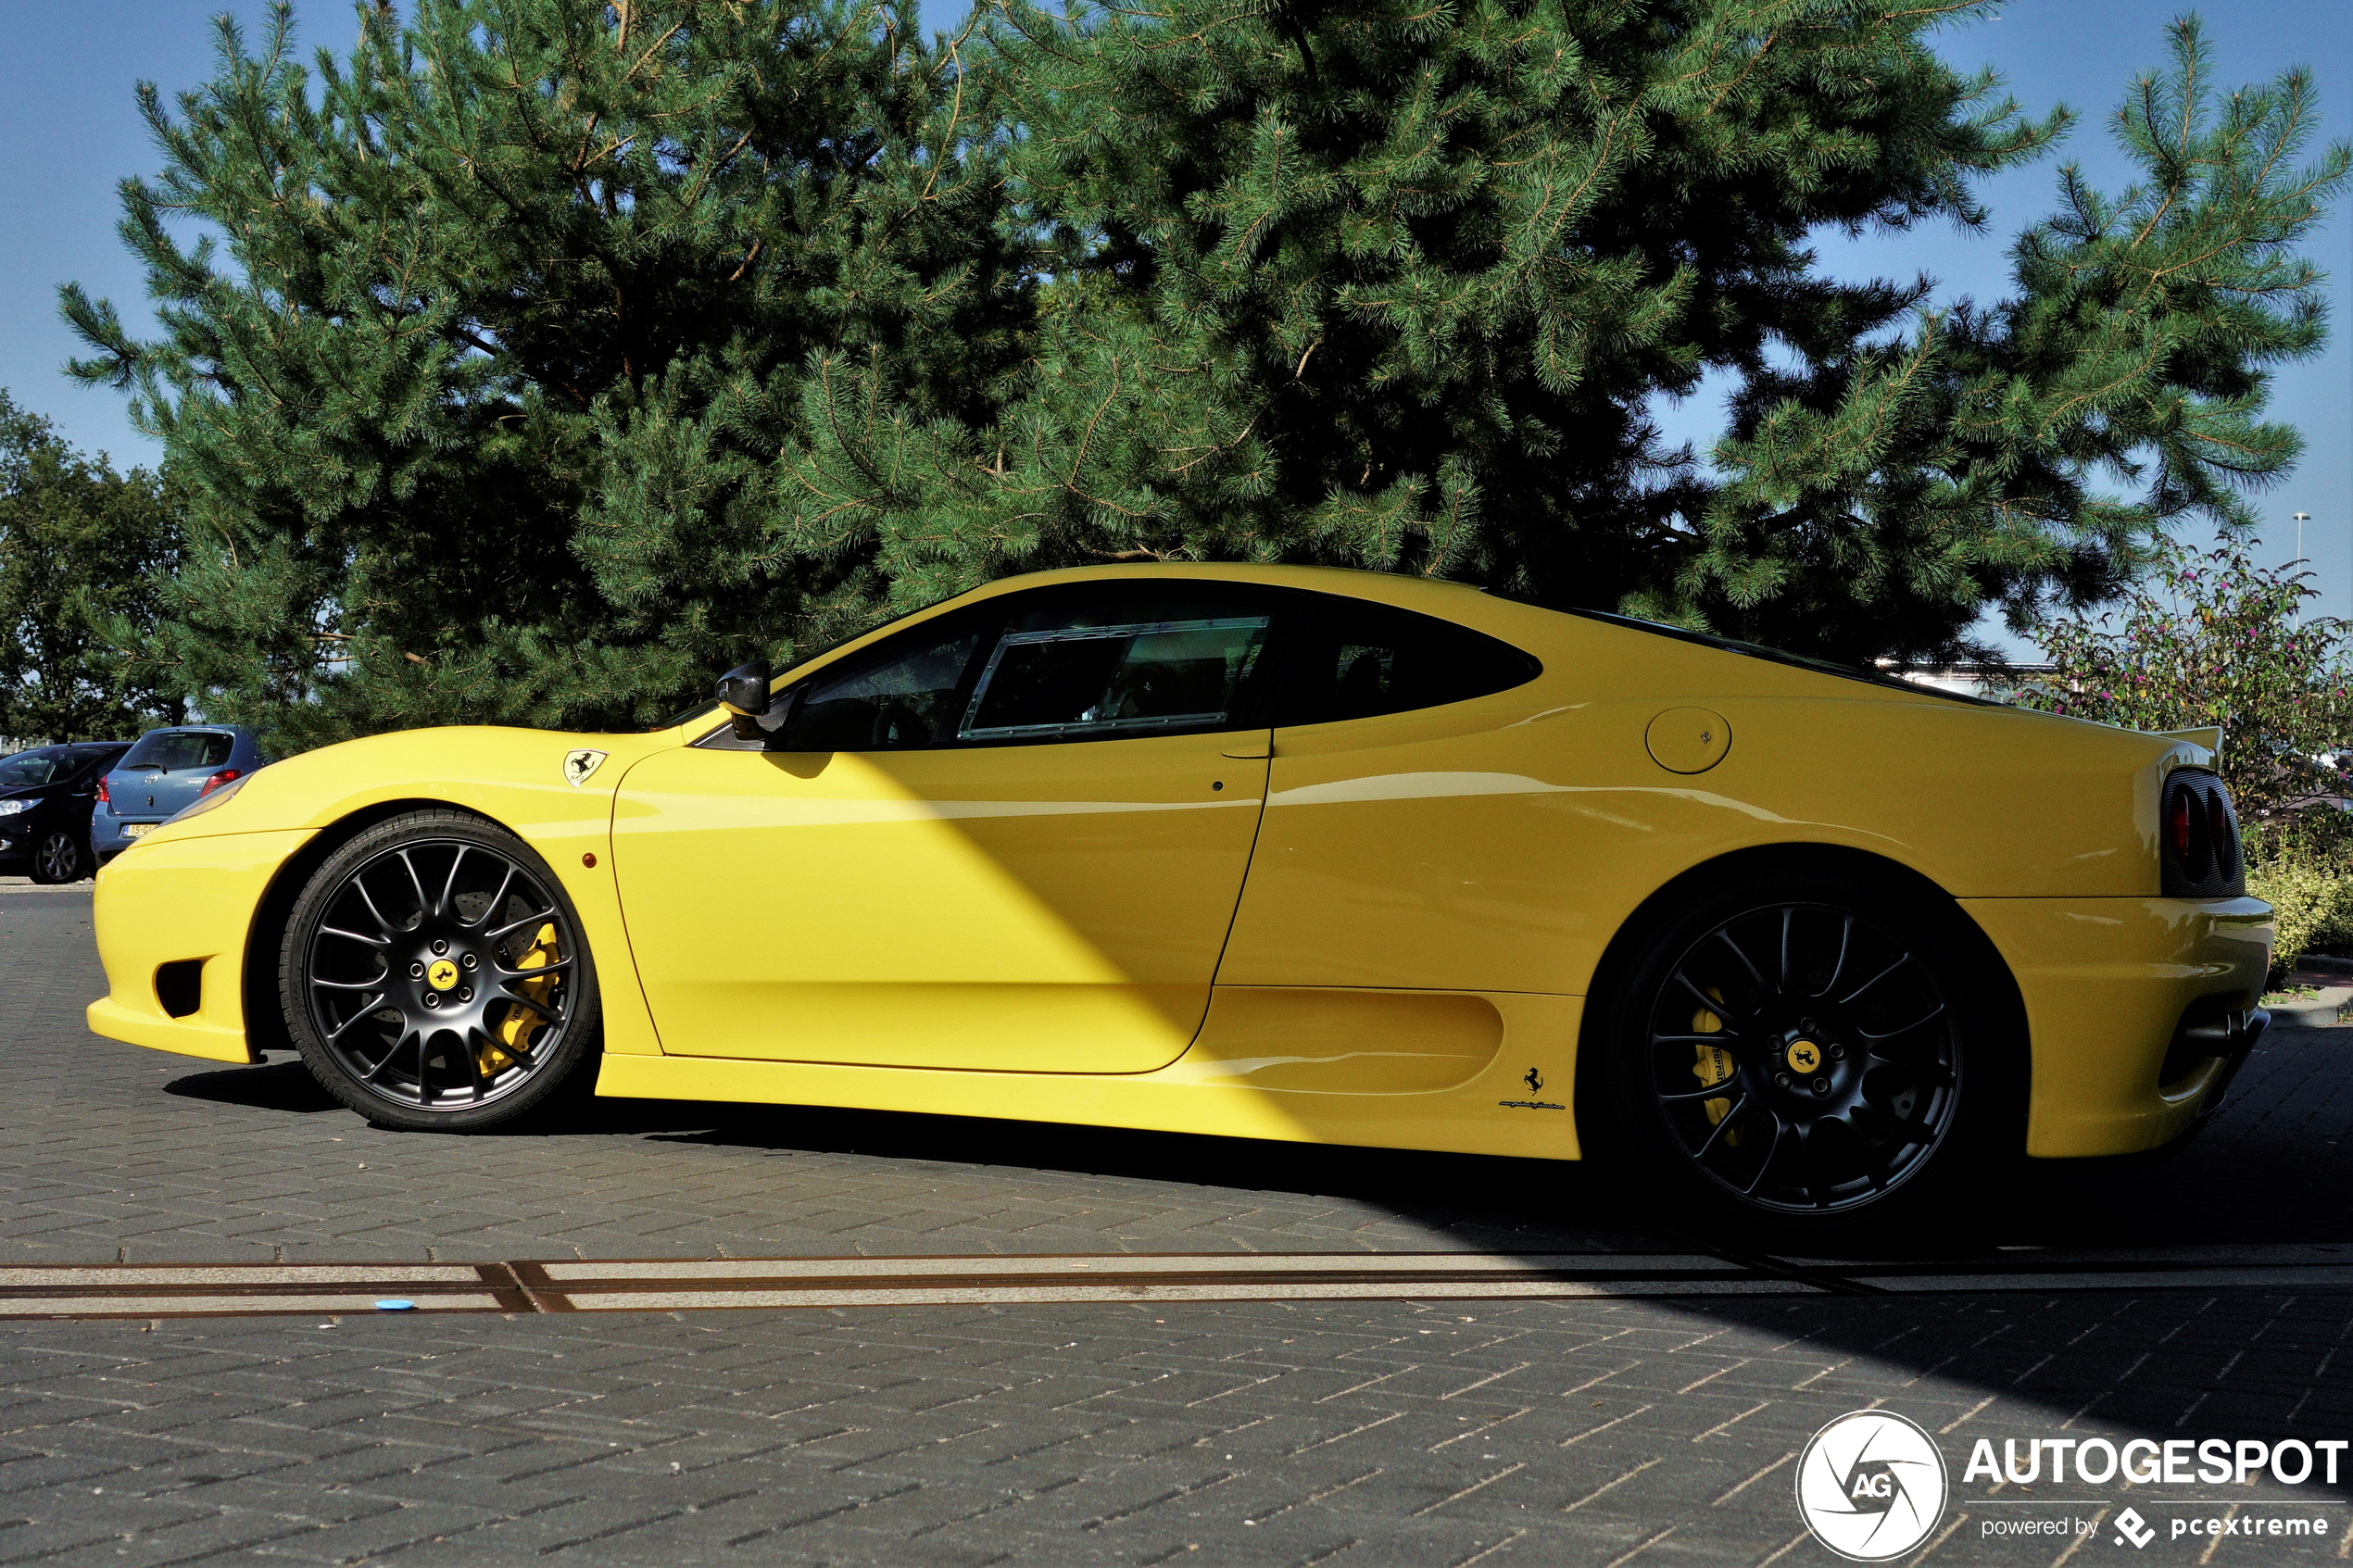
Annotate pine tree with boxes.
[975,3,2347,663]
[69,4,2349,741]
[1693,17,2352,659]
[0,391,184,744]
[64,0,1026,746]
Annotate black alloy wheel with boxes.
[1591,869,2017,1236]
[31,829,85,884]
[281,810,600,1130]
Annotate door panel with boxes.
[1218,701,1590,993]
[613,731,1270,1071]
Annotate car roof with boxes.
[941,562,1493,615]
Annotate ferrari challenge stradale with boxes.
[85,565,2273,1234]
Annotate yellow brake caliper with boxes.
[1692,987,1741,1147]
[484,922,560,1076]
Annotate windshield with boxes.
[0,748,72,788]
[121,731,235,771]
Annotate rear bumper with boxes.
[1961,895,2273,1158]
[83,828,314,1063]
[91,821,165,864]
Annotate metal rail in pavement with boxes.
[4,1244,2349,1319]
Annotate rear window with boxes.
[121,731,234,771]
[1274,599,1541,725]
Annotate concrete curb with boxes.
[2266,984,2352,1028]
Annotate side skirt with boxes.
[594,991,1587,1160]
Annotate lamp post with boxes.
[2296,510,2311,569]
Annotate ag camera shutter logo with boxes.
[1795,1410,1949,1561]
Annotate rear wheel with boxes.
[279,810,600,1131]
[30,829,85,884]
[1590,868,2020,1240]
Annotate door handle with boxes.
[1221,741,1273,759]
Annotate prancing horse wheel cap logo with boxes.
[425,959,460,992]
[1787,1039,1823,1073]
[1794,1410,1947,1561]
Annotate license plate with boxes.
[121,822,156,838]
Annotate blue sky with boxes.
[3,2,2345,652]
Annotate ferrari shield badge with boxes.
[562,749,608,787]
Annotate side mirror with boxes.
[718,660,773,741]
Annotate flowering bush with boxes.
[2012,534,2353,825]
[2015,534,2353,982]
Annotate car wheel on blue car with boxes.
[277,809,602,1131]
[1591,864,2024,1238]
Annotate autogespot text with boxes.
[1963,1436,2348,1486]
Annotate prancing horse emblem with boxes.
[1523,1066,1543,1093]
[562,749,608,787]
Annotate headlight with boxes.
[162,774,247,825]
[0,799,30,816]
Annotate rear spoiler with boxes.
[2157,726,2223,760]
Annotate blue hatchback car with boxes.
[94,725,271,867]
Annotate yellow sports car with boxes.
[86,564,2272,1233]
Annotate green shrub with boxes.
[2244,817,2353,985]
[2248,856,2336,987]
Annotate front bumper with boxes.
[1961,895,2273,1158]
[0,819,47,867]
[84,828,315,1063]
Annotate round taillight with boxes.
[2208,791,2237,879]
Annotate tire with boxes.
[30,829,86,884]
[278,809,602,1131]
[1586,865,2023,1243]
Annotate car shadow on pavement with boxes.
[161,1025,2353,1254]
[165,1059,344,1113]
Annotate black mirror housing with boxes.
[718,661,773,740]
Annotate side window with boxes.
[774,621,986,751]
[960,595,1274,743]
[1275,598,1540,725]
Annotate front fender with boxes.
[88,726,686,1062]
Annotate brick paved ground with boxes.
[6,887,2351,1564]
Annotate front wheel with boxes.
[30,829,86,884]
[279,809,601,1131]
[1588,868,2021,1240]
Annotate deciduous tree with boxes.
[0,391,183,744]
